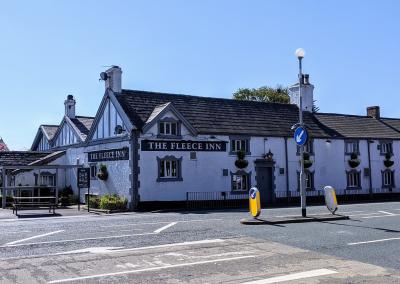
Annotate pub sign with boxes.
[88,147,129,162]
[77,168,90,188]
[141,140,227,152]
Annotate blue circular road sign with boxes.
[249,188,257,199]
[294,126,308,146]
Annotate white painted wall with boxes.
[65,140,131,203]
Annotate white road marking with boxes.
[379,210,396,215]
[361,214,400,219]
[0,232,157,248]
[240,269,338,284]
[348,237,400,245]
[100,218,223,228]
[5,230,64,245]
[153,222,177,233]
[55,239,226,256]
[48,255,256,283]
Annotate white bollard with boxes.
[324,186,338,214]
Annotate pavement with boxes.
[0,202,399,283]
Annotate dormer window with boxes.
[160,121,178,135]
[158,118,181,137]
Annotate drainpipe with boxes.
[284,137,290,203]
[130,129,140,210]
[367,140,373,198]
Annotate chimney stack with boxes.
[288,74,314,112]
[64,94,76,118]
[101,66,122,93]
[367,106,380,119]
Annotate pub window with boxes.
[297,139,314,155]
[345,140,359,155]
[379,141,393,155]
[346,170,361,189]
[297,171,315,191]
[230,137,250,154]
[157,156,183,182]
[40,174,55,186]
[90,164,98,180]
[159,120,179,136]
[231,171,251,192]
[382,170,395,188]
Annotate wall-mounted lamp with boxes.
[326,139,331,144]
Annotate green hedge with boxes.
[99,194,127,211]
[88,195,101,209]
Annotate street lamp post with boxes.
[295,48,307,217]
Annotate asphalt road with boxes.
[0,202,400,283]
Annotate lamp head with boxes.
[295,48,305,59]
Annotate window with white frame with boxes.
[231,171,250,192]
[297,171,314,191]
[297,139,314,155]
[230,137,250,154]
[40,175,55,186]
[159,121,178,136]
[90,164,97,180]
[382,170,395,188]
[346,170,361,189]
[157,156,182,181]
[345,140,359,154]
[380,141,393,155]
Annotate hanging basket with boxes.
[235,159,249,169]
[304,160,313,169]
[97,164,109,181]
[384,159,394,168]
[348,159,360,168]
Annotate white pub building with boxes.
[11,66,400,209]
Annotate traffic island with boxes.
[241,214,349,225]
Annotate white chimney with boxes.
[288,74,314,112]
[64,94,76,118]
[102,66,122,93]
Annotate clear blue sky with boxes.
[1,0,399,150]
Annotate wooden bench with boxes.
[12,197,57,216]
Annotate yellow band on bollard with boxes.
[249,187,261,218]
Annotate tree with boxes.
[233,85,290,104]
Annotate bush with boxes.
[99,194,127,211]
[60,186,74,197]
[59,186,78,206]
[88,195,100,209]
[0,196,14,206]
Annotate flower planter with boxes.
[348,159,360,168]
[384,160,394,168]
[97,171,108,181]
[235,159,249,169]
[304,160,313,169]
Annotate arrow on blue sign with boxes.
[294,126,308,146]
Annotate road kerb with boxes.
[240,214,349,225]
